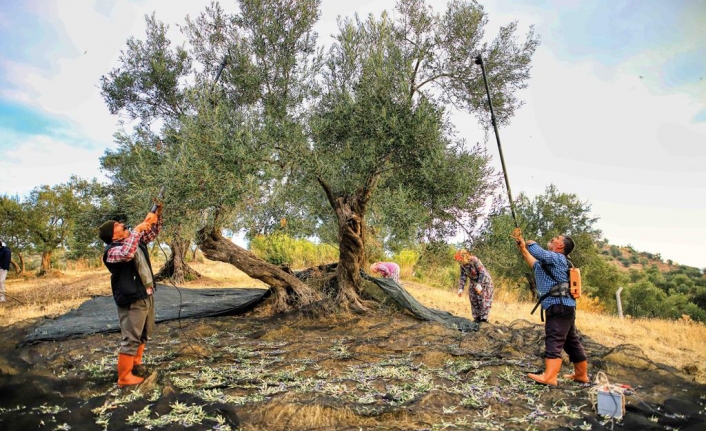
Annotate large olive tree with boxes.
[292,0,538,307]
[99,0,539,311]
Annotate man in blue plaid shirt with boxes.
[515,229,588,386]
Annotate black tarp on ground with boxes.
[366,276,479,332]
[22,284,269,344]
[21,275,476,345]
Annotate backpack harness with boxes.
[531,257,575,322]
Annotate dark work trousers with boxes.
[117,295,155,355]
[544,304,587,362]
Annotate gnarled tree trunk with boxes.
[197,227,320,312]
[332,196,366,310]
[155,233,201,284]
[318,174,379,310]
[11,258,21,274]
[317,174,380,310]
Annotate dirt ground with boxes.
[1,297,705,431]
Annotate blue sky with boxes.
[0,0,705,268]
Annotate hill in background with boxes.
[597,240,705,275]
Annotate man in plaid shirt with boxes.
[515,229,588,386]
[99,203,163,388]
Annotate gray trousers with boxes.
[117,295,154,355]
[0,269,6,298]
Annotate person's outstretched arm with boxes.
[516,238,537,269]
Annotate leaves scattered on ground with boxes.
[0,307,704,430]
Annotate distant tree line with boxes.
[0,177,109,275]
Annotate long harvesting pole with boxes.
[474,54,518,228]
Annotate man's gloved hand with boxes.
[511,227,526,248]
[474,284,483,294]
[143,212,157,226]
[133,221,151,233]
[152,200,164,217]
[457,288,464,298]
[143,200,163,226]
[511,227,523,242]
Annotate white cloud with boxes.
[2,1,232,149]
[0,134,107,197]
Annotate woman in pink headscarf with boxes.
[454,249,494,323]
[370,261,401,284]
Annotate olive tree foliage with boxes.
[99,13,206,283]
[292,0,538,306]
[66,180,114,261]
[397,0,537,126]
[177,0,327,310]
[21,177,98,275]
[179,0,323,228]
[100,13,190,127]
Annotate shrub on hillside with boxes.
[623,279,667,318]
[393,249,420,279]
[413,241,457,287]
[414,264,458,289]
[662,294,706,322]
[576,293,605,314]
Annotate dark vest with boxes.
[103,242,153,307]
[0,246,10,271]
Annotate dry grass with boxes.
[179,260,269,288]
[242,393,380,430]
[0,268,110,325]
[1,260,705,384]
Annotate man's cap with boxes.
[98,220,117,244]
